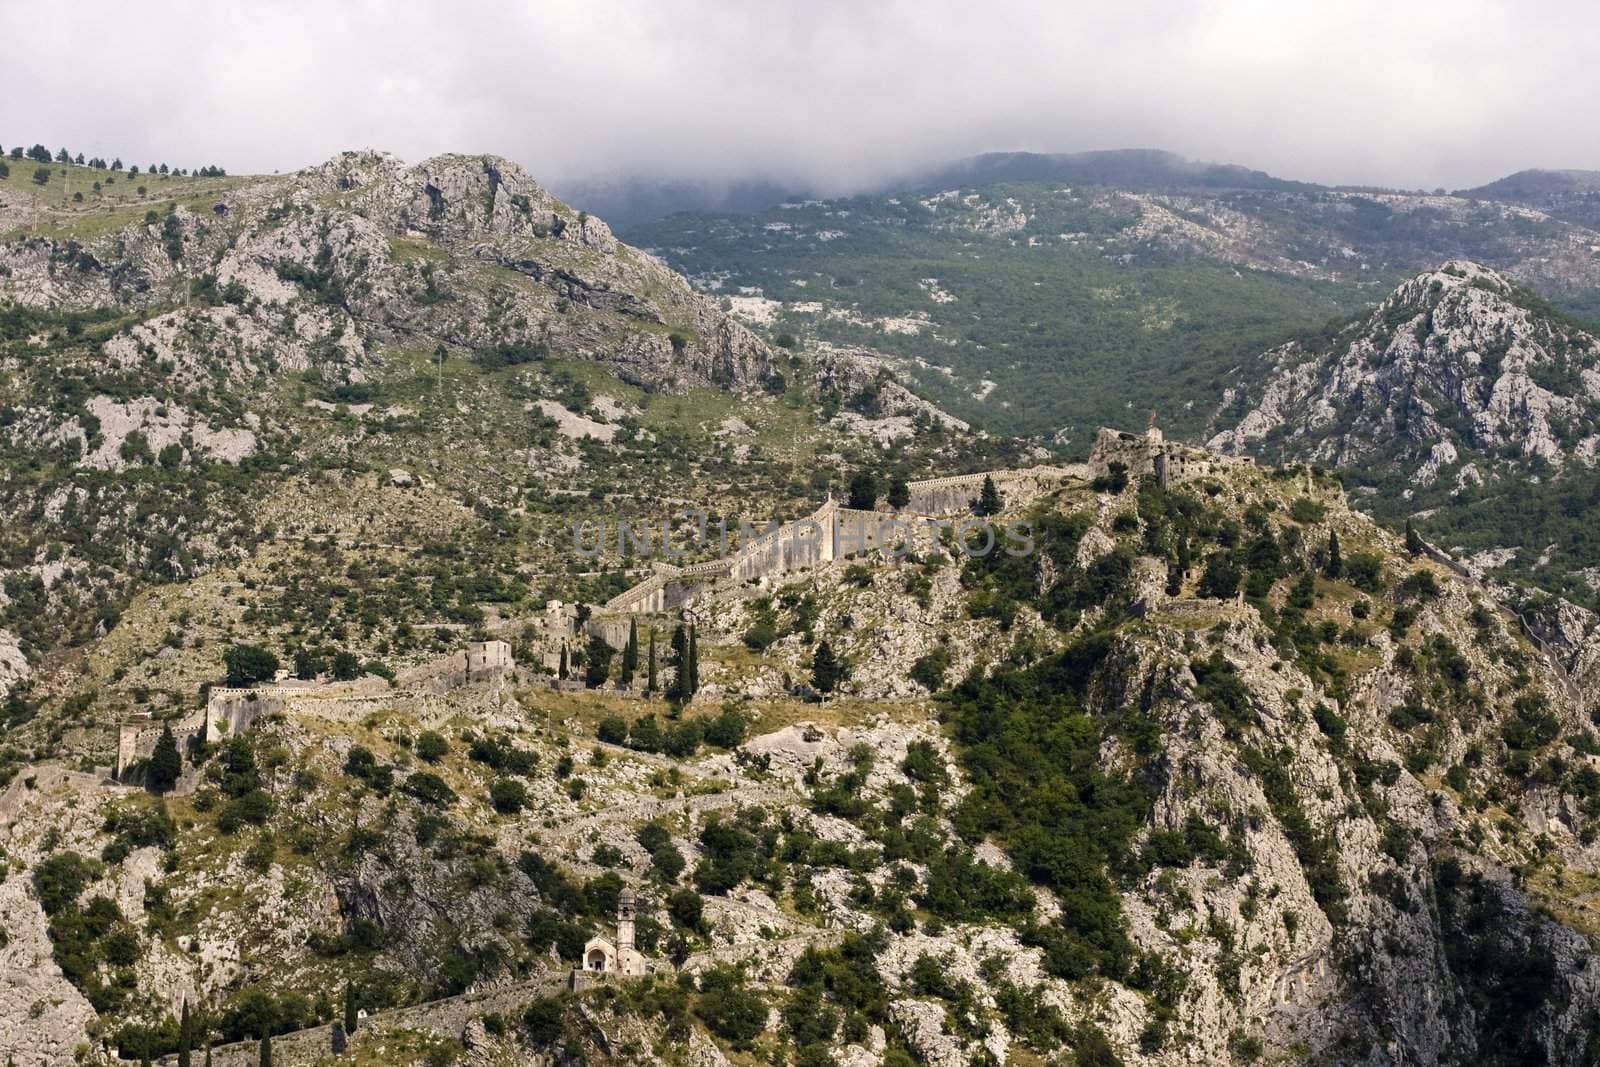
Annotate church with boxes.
[581,888,649,977]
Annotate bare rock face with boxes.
[0,628,28,699]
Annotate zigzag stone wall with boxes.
[597,464,1084,621]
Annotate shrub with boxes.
[490,777,528,814]
[523,996,565,1045]
[669,888,704,929]
[597,717,628,745]
[415,731,449,763]
[405,772,457,808]
[695,968,768,1045]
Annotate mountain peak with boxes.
[1212,260,1600,480]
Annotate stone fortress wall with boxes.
[115,641,513,778]
[599,464,1088,622]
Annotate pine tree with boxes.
[178,999,192,1067]
[1405,519,1424,556]
[1325,530,1343,578]
[646,629,658,694]
[977,475,1003,517]
[811,641,845,695]
[344,980,358,1034]
[148,724,182,792]
[259,1034,272,1067]
[621,618,639,686]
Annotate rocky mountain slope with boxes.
[627,168,1600,438]
[7,146,1600,1067]
[1209,261,1600,603]
[6,449,1600,1066]
[0,149,1018,732]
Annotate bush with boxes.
[703,707,747,749]
[523,996,565,1045]
[1343,552,1385,592]
[405,772,457,808]
[596,717,628,745]
[415,731,449,763]
[695,968,768,1045]
[490,777,528,814]
[669,888,704,929]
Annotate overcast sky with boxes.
[3,0,1597,194]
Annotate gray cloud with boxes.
[3,0,1597,193]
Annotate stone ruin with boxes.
[1087,421,1252,489]
[114,640,516,778]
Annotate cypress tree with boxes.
[178,999,192,1067]
[687,624,699,699]
[1326,530,1343,578]
[621,618,639,686]
[259,1034,272,1067]
[344,980,358,1034]
[148,723,182,792]
[646,629,658,694]
[558,644,569,680]
[668,624,688,700]
[205,1047,212,1067]
[977,475,1003,517]
[1405,519,1424,556]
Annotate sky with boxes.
[3,0,1598,195]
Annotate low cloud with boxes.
[3,0,1597,193]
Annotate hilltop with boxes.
[1209,261,1600,604]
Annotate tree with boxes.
[178,1000,192,1067]
[223,644,279,687]
[148,725,182,792]
[258,1034,271,1067]
[886,476,910,509]
[620,618,639,686]
[846,471,877,510]
[687,625,699,696]
[344,981,358,1035]
[32,166,50,186]
[1405,519,1424,556]
[55,147,70,163]
[558,644,569,680]
[584,634,613,688]
[976,475,1003,517]
[27,144,51,163]
[1325,530,1343,578]
[330,650,362,680]
[669,624,689,701]
[810,641,845,695]
[0,160,8,179]
[646,629,658,693]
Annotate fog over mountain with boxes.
[5,0,1600,196]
